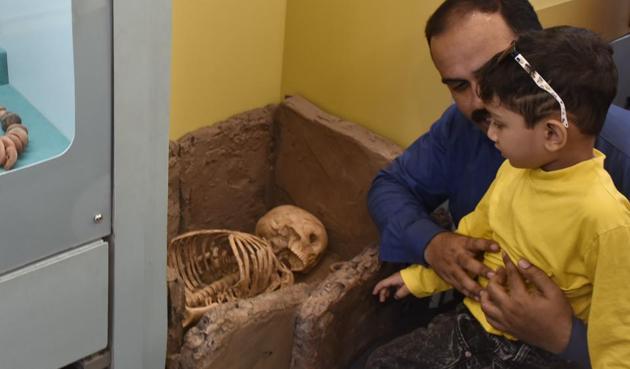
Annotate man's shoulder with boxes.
[596,106,630,196]
[433,104,473,129]
[406,104,500,169]
[426,104,484,141]
[598,105,630,156]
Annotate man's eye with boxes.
[451,82,469,91]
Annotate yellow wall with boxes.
[281,0,630,147]
[535,0,629,41]
[170,0,629,144]
[281,0,447,147]
[170,0,287,139]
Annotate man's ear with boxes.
[543,119,567,152]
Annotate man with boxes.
[367,0,630,367]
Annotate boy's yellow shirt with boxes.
[401,150,630,369]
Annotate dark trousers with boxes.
[365,304,579,369]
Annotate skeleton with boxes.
[256,205,328,273]
[168,229,294,327]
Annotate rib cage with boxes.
[168,229,294,325]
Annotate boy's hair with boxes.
[425,0,542,43]
[477,26,617,136]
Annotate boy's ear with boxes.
[542,119,567,152]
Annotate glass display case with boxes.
[0,0,110,274]
[0,1,112,368]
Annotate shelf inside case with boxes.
[0,47,70,174]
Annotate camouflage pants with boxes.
[365,304,579,369]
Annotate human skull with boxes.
[255,205,328,273]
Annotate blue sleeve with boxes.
[558,317,590,369]
[367,107,455,264]
[597,105,630,197]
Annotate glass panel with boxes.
[0,0,74,174]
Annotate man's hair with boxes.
[425,0,542,43]
[477,26,617,136]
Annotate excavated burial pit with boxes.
[167,96,417,369]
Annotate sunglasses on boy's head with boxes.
[497,42,569,128]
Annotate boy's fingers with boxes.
[372,279,389,295]
[379,288,390,303]
[517,259,557,297]
[394,285,410,300]
[503,252,526,293]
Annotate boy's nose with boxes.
[487,123,498,142]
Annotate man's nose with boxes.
[469,81,484,110]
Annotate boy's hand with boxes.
[372,272,410,302]
[425,232,499,299]
[479,254,573,354]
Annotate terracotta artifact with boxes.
[0,105,29,170]
[255,205,328,273]
[168,229,294,327]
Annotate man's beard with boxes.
[471,109,491,132]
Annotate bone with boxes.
[256,205,328,273]
[168,229,294,328]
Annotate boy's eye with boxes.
[491,119,504,129]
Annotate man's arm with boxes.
[598,105,630,198]
[368,106,498,297]
[367,111,451,264]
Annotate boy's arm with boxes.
[400,172,501,298]
[400,264,452,298]
[585,226,630,369]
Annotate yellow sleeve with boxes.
[400,264,452,298]
[585,226,630,369]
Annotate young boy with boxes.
[370,26,630,369]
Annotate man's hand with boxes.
[479,254,573,353]
[424,232,498,298]
[373,272,410,302]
